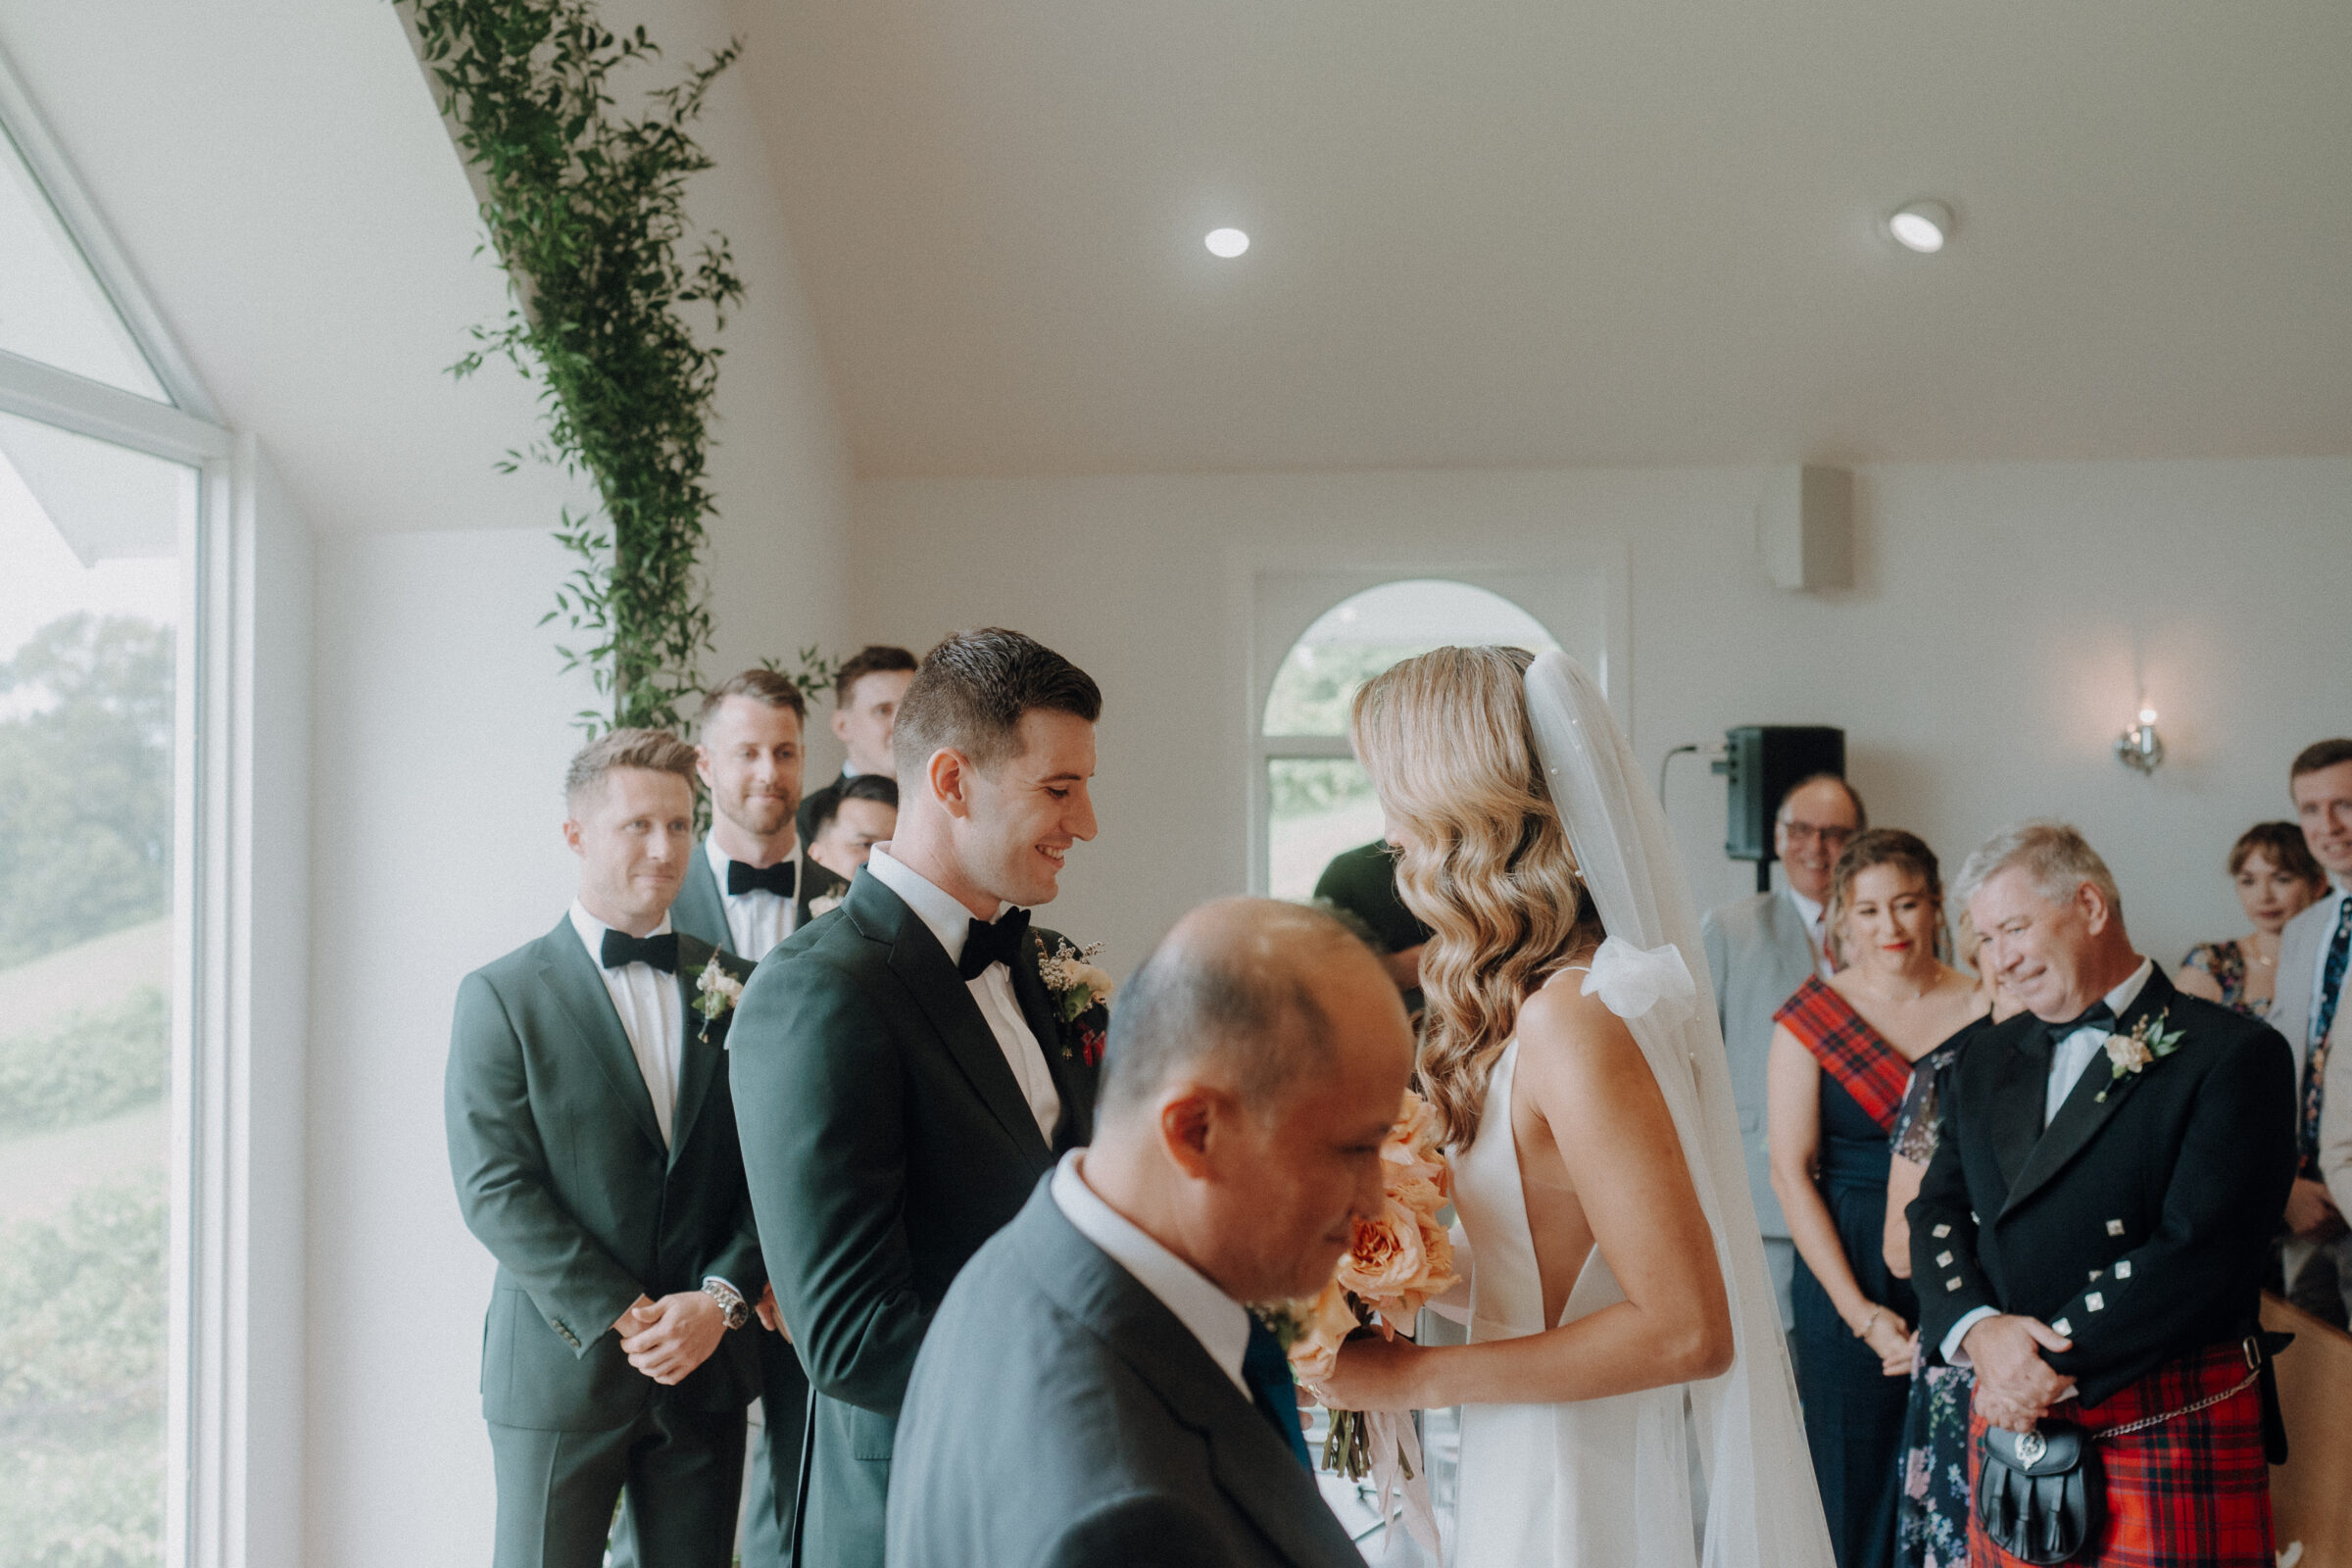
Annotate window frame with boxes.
[0,44,251,1568]
[1247,562,1629,897]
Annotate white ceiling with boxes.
[736,0,2352,477]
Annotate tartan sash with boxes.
[1774,974,1912,1134]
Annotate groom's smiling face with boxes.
[955,709,1099,907]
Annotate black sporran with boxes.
[1974,1420,2102,1564]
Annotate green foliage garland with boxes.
[406,0,744,732]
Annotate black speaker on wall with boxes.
[1714,725,1846,892]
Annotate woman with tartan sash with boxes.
[1771,831,1986,1568]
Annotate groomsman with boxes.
[1701,771,1865,1332]
[675,669,847,962]
[446,729,763,1568]
[795,644,917,851]
[806,772,898,884]
[730,628,1105,1568]
[1916,822,2294,1568]
[2275,740,2352,1325]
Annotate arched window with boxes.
[1257,579,1559,900]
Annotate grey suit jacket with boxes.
[1700,889,1819,1240]
[887,1179,1365,1568]
[671,836,850,960]
[2270,888,2344,1081]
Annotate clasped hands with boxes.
[611,1283,794,1385]
[1963,1313,2076,1433]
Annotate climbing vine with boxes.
[406,0,742,731]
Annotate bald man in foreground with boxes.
[885,900,1410,1568]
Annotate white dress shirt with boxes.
[1940,956,2155,1364]
[568,901,686,1148]
[706,833,799,960]
[1788,887,1835,981]
[1052,1152,1250,1394]
[865,849,1062,1144]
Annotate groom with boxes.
[728,628,1105,1568]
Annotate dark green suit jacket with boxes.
[727,871,1100,1568]
[447,916,764,1431]
[672,838,851,961]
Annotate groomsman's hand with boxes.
[756,1282,792,1342]
[617,1291,728,1385]
[1964,1314,2075,1432]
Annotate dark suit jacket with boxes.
[447,917,763,1431]
[671,837,850,960]
[888,1180,1365,1568]
[728,871,1100,1567]
[1911,964,2296,1405]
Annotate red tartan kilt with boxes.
[1967,1342,2274,1568]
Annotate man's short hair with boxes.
[1776,771,1868,831]
[696,667,808,731]
[834,645,919,708]
[809,771,899,838]
[2291,739,2352,780]
[1955,819,2122,920]
[1099,903,1356,1119]
[564,727,699,811]
[892,629,1102,778]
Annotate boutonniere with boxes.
[693,955,746,1043]
[2094,1008,2186,1101]
[808,891,844,919]
[1038,938,1113,1065]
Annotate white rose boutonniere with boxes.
[2095,1008,2186,1102]
[808,891,844,919]
[694,955,746,1043]
[1038,939,1113,1066]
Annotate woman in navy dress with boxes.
[1770,830,1985,1568]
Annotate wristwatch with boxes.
[702,1277,750,1332]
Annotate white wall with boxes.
[852,460,2352,975]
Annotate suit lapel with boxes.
[854,875,1053,1163]
[797,853,849,926]
[1010,929,1095,1150]
[537,920,666,1155]
[2001,968,2177,1217]
[666,933,722,1166]
[672,840,730,953]
[1986,1018,2048,1195]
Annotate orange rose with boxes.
[1336,1197,1429,1300]
[1287,1279,1360,1383]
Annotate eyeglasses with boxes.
[1778,821,1855,849]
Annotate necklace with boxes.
[1852,971,1936,1005]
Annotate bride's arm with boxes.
[1315,984,1732,1410]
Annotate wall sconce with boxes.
[2116,706,2164,775]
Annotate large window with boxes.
[1257,578,1560,900]
[0,79,220,1568]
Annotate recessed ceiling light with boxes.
[1204,227,1250,259]
[1887,200,1954,255]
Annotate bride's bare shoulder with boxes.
[1514,972,1645,1096]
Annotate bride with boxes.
[1310,647,1835,1568]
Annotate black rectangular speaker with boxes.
[1717,725,1846,863]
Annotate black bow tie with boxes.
[727,858,796,899]
[959,907,1033,981]
[2035,1001,2116,1053]
[600,928,679,973]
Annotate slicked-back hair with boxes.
[696,668,808,731]
[564,728,699,812]
[1956,820,2122,922]
[1826,828,1946,966]
[1100,903,1357,1121]
[1777,771,1868,832]
[2292,739,2352,780]
[809,771,900,838]
[892,628,1102,778]
[834,644,918,707]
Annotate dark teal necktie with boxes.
[1242,1316,1315,1472]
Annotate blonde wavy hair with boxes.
[1349,646,1604,1147]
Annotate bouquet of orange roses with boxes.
[1255,1089,1456,1553]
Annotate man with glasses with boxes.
[1702,772,1867,1335]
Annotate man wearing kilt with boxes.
[1915,822,2297,1568]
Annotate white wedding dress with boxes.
[1438,653,1835,1568]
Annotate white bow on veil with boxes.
[1522,651,1836,1568]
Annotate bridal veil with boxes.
[1521,651,1836,1568]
